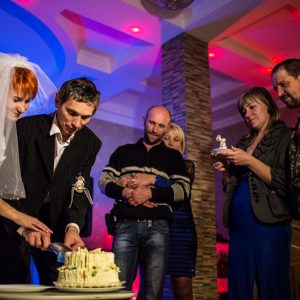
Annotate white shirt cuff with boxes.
[17,226,25,237]
[66,223,80,234]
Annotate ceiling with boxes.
[1,0,300,130]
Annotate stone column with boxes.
[162,32,217,299]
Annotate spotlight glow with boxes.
[15,0,30,3]
[260,67,272,73]
[131,26,141,33]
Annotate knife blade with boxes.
[48,242,71,263]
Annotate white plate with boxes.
[211,148,232,155]
[0,284,51,293]
[55,286,125,293]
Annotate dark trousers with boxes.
[0,221,31,283]
[0,219,61,285]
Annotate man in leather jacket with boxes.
[272,59,300,218]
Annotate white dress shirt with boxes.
[50,115,74,171]
[49,115,80,233]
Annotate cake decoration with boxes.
[56,248,121,288]
[216,134,227,149]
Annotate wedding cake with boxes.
[56,248,120,287]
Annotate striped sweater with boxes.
[99,139,190,220]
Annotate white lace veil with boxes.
[0,53,56,200]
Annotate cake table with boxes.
[0,286,135,300]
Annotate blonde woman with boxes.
[162,124,197,300]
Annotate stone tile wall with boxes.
[162,32,217,299]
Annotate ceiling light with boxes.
[142,0,193,11]
[131,26,141,33]
[141,0,193,18]
[260,67,272,73]
[272,57,281,63]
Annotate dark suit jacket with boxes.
[16,114,101,241]
[223,122,291,227]
[287,118,300,220]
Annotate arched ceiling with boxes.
[1,0,300,129]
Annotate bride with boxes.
[0,52,55,233]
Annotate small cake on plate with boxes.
[211,134,232,155]
[56,248,121,288]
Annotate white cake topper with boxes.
[216,134,227,149]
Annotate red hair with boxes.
[12,67,38,99]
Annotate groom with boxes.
[16,77,101,285]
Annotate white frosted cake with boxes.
[57,248,120,287]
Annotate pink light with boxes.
[260,67,272,74]
[292,10,300,18]
[132,272,140,299]
[106,233,113,241]
[102,233,113,248]
[216,242,229,294]
[15,0,30,3]
[131,26,141,33]
[272,56,284,64]
[208,52,216,58]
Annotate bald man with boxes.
[272,59,300,218]
[99,105,190,300]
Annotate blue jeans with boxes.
[112,219,169,300]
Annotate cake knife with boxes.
[48,242,72,263]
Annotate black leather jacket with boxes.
[287,118,300,219]
[223,121,292,228]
